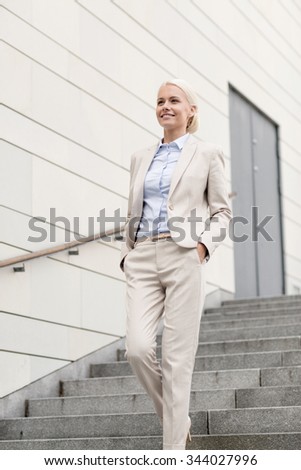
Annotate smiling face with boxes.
[156,84,196,136]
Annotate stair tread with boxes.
[1,432,300,449]
[92,348,301,366]
[204,306,301,316]
[121,334,301,346]
[222,294,301,304]
[65,364,301,383]
[201,313,301,327]
[2,405,301,420]
[3,294,301,449]
[28,383,301,401]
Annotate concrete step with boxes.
[0,436,163,450]
[62,368,260,397]
[63,364,301,397]
[92,350,301,377]
[222,294,301,307]
[117,336,301,360]
[261,365,301,387]
[209,406,301,434]
[237,385,301,409]
[0,411,206,441]
[27,384,301,418]
[189,433,301,450]
[186,322,301,343]
[1,433,301,450]
[218,299,301,312]
[151,320,301,347]
[203,305,301,318]
[201,313,301,330]
[27,388,235,417]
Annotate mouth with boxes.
[161,113,175,118]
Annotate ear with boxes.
[188,104,197,117]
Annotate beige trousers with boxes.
[123,237,206,450]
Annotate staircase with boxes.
[1,294,301,450]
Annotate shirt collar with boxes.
[157,133,190,152]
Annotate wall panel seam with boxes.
[247,0,301,57]
[163,0,301,121]
[0,310,122,338]
[0,348,72,362]
[1,40,159,140]
[190,0,301,105]
[0,138,128,199]
[0,5,156,113]
[75,0,228,114]
[230,0,301,68]
[0,104,132,172]
[278,0,301,29]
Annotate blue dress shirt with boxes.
[136,133,190,239]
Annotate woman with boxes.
[120,78,232,450]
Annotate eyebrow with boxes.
[157,95,181,102]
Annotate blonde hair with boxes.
[159,78,199,133]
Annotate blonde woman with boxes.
[120,78,232,450]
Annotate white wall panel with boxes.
[0,107,130,195]
[0,42,154,166]
[112,0,301,149]
[65,240,125,282]
[30,257,82,326]
[81,269,125,336]
[0,225,125,327]
[282,217,299,258]
[0,41,32,112]
[247,0,301,51]
[31,0,81,53]
[0,351,69,398]
[31,156,123,236]
[0,7,158,146]
[0,0,32,22]
[0,0,300,395]
[285,255,301,293]
[0,140,32,213]
[206,243,235,294]
[0,311,116,361]
[0,206,76,252]
[0,206,125,281]
[281,161,301,207]
[280,141,301,173]
[192,0,301,103]
[0,252,31,316]
[0,4,70,77]
[71,0,229,116]
[282,199,301,232]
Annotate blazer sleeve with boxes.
[119,152,136,272]
[198,147,232,262]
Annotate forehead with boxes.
[157,84,187,100]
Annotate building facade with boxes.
[0,0,300,397]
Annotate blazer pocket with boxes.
[194,247,206,265]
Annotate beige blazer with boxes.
[120,134,232,272]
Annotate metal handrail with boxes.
[0,192,236,269]
[0,225,126,269]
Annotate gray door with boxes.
[229,87,284,299]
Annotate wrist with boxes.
[197,241,209,262]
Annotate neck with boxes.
[162,129,188,144]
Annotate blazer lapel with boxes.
[168,134,198,199]
[132,142,159,216]
[132,134,199,217]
